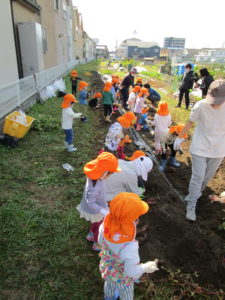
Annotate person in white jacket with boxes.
[127,86,141,112]
[61,94,82,152]
[174,80,225,221]
[98,192,158,300]
[104,154,153,202]
[152,101,171,153]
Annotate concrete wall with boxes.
[38,0,58,68]
[0,0,19,84]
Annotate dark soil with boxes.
[138,125,225,290]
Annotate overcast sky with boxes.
[72,0,225,50]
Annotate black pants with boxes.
[89,98,98,109]
[161,143,176,159]
[178,88,190,109]
[104,104,112,117]
[72,85,77,96]
[121,87,129,110]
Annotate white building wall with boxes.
[0,0,19,84]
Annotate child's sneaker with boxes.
[92,242,101,251]
[86,232,94,242]
[67,145,77,152]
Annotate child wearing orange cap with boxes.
[77,152,121,251]
[78,81,89,105]
[70,70,82,96]
[152,101,171,154]
[159,125,188,171]
[127,86,141,112]
[135,77,143,87]
[104,112,136,155]
[61,94,82,152]
[98,192,159,299]
[89,92,102,110]
[102,82,114,123]
[134,88,149,131]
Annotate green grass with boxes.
[0,60,223,299]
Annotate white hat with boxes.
[135,156,153,181]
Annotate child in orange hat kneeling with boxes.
[77,152,121,251]
[98,192,159,300]
[104,112,136,157]
[61,94,82,152]
[152,101,171,154]
[159,125,188,171]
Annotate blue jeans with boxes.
[64,129,73,145]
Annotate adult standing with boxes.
[197,68,214,98]
[174,80,225,221]
[176,63,195,110]
[120,68,137,110]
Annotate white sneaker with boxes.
[186,205,196,221]
[67,145,77,152]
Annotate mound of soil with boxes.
[139,129,225,289]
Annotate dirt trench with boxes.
[88,71,225,290]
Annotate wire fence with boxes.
[0,58,91,120]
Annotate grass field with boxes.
[0,60,223,299]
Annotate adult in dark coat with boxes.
[120,68,137,109]
[198,68,214,98]
[176,64,195,110]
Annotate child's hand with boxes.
[142,259,159,273]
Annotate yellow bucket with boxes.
[3,111,35,139]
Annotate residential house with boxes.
[117,38,160,59]
[96,45,109,58]
[195,48,225,63]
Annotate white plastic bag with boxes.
[13,110,27,125]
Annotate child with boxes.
[70,70,82,96]
[77,152,121,251]
[152,101,171,154]
[139,107,150,130]
[127,86,141,112]
[135,77,143,87]
[111,78,120,112]
[134,88,149,131]
[104,112,136,155]
[78,81,89,105]
[159,125,187,171]
[89,92,102,109]
[102,82,114,123]
[98,192,159,300]
[61,94,82,152]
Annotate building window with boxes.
[42,27,48,53]
[54,0,60,11]
[154,49,159,52]
[63,3,67,19]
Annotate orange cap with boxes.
[132,86,141,93]
[78,81,89,91]
[128,150,146,160]
[112,78,119,85]
[70,69,78,77]
[139,87,149,97]
[83,152,121,180]
[169,125,188,139]
[93,92,102,98]
[103,192,149,243]
[112,74,119,79]
[117,112,136,128]
[136,77,142,83]
[61,94,78,108]
[157,101,169,116]
[142,107,149,114]
[103,82,112,92]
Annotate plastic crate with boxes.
[3,111,35,139]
